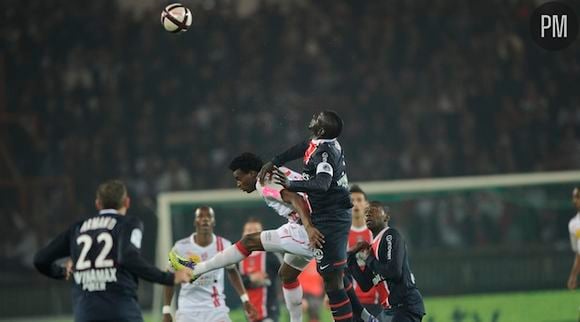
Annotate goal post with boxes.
[152,169,580,319]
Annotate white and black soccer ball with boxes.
[161,3,192,33]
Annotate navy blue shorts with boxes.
[311,208,351,273]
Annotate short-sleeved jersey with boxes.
[301,138,352,214]
[569,213,580,255]
[257,166,309,222]
[34,209,174,321]
[348,226,383,305]
[170,234,232,313]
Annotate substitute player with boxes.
[349,185,386,316]
[239,218,281,322]
[567,186,580,290]
[262,110,361,322]
[163,206,256,322]
[349,202,425,322]
[33,180,193,322]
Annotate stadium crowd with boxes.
[1,0,579,268]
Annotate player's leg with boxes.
[192,232,265,276]
[344,273,376,322]
[279,254,310,322]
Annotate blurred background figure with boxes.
[298,260,325,322]
[239,218,282,322]
[567,187,580,290]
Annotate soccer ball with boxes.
[161,3,192,33]
[168,248,200,271]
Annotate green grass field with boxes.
[4,290,578,322]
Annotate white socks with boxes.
[193,242,249,275]
[282,281,303,322]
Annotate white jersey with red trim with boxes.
[170,234,232,313]
[256,166,309,222]
[569,213,580,255]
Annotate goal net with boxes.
[152,170,580,318]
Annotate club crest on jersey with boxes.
[312,248,324,262]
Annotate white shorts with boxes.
[260,222,313,271]
[176,310,231,322]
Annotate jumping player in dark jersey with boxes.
[260,110,373,322]
[33,180,192,322]
[348,201,426,322]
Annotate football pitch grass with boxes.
[5,289,578,322]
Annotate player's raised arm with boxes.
[33,229,72,280]
[258,140,309,183]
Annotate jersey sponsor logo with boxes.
[130,228,142,249]
[79,217,117,233]
[73,268,117,291]
[386,235,393,260]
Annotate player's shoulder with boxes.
[215,235,232,247]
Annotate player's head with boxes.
[194,206,215,234]
[573,187,580,210]
[95,180,130,214]
[308,110,343,139]
[365,201,391,233]
[242,217,263,237]
[350,184,369,221]
[229,152,263,193]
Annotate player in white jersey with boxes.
[178,153,324,322]
[162,206,256,322]
[567,187,580,290]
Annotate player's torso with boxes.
[349,227,382,304]
[569,214,580,238]
[174,234,230,312]
[70,213,136,294]
[302,139,352,214]
[240,252,268,320]
[69,212,142,319]
[258,166,306,222]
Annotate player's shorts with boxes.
[176,310,231,322]
[260,222,312,271]
[311,208,352,273]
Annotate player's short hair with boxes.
[320,110,343,139]
[369,200,391,220]
[96,180,127,210]
[350,184,367,200]
[229,152,263,173]
[195,206,215,218]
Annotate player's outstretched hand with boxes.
[567,274,577,290]
[273,167,290,188]
[350,241,371,255]
[257,161,275,185]
[243,300,258,321]
[173,268,193,284]
[305,224,325,249]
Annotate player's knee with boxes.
[321,271,343,291]
[278,264,300,284]
[241,232,263,251]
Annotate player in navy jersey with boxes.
[348,201,426,322]
[33,180,192,322]
[259,110,364,322]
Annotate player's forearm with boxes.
[227,267,249,297]
[346,257,374,291]
[33,250,67,279]
[163,284,174,306]
[272,140,309,166]
[287,173,332,193]
[122,254,175,285]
